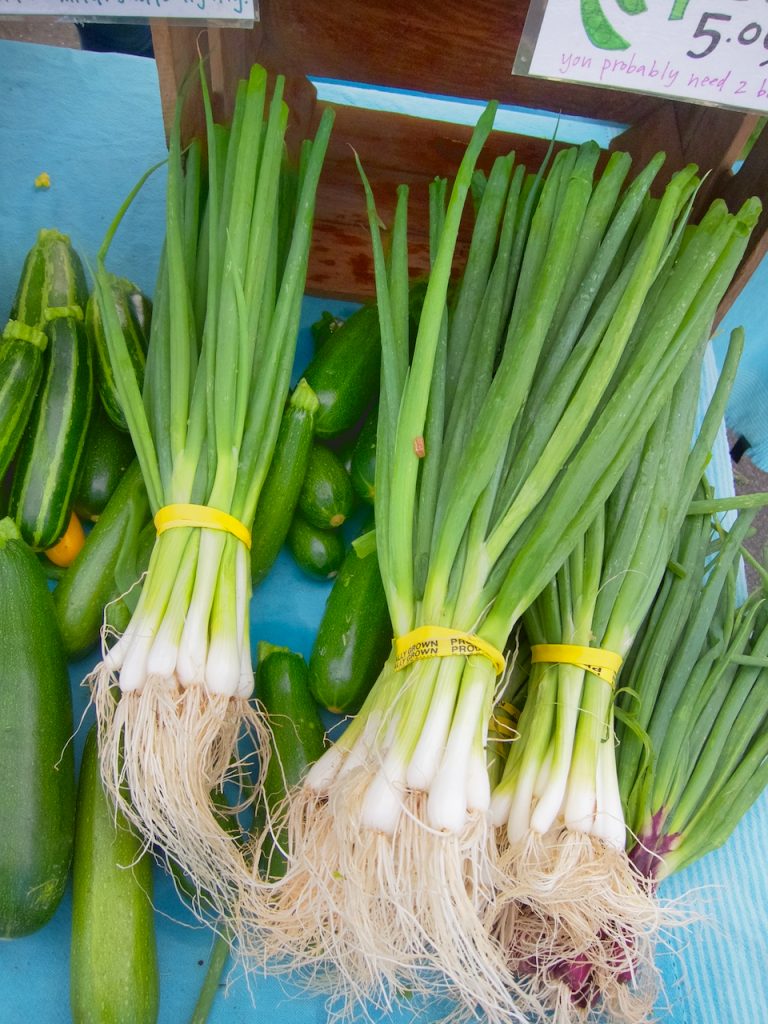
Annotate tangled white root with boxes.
[235,768,544,1024]
[90,663,271,924]
[494,829,681,1023]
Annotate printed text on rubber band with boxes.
[394,626,506,675]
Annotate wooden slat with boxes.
[151,23,208,143]
[151,5,767,304]
[303,105,571,298]
[608,104,687,182]
[153,1,664,133]
[676,105,759,213]
[252,0,667,124]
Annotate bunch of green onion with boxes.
[506,491,768,1020]
[89,65,333,921]
[491,322,747,1020]
[244,105,760,1021]
[620,497,768,885]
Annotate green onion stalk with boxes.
[88,64,334,925]
[490,321,751,1022]
[246,104,759,1021]
[620,500,768,883]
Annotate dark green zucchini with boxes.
[288,513,345,580]
[9,231,93,550]
[350,405,377,506]
[54,461,149,660]
[0,320,48,481]
[73,405,136,521]
[301,281,426,438]
[70,726,159,1024]
[251,378,319,586]
[310,534,392,713]
[0,517,75,937]
[86,274,150,431]
[257,643,326,877]
[301,302,378,438]
[1,228,86,483]
[298,442,354,530]
[10,227,88,326]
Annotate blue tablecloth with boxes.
[1,38,767,1024]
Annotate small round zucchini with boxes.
[297,442,354,530]
[288,513,345,580]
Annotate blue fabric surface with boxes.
[713,256,768,468]
[1,37,767,1024]
[0,40,168,313]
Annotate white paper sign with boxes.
[0,0,254,21]
[515,0,768,114]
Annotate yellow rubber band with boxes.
[154,503,252,550]
[394,625,506,675]
[492,700,521,737]
[530,643,623,686]
[498,699,522,721]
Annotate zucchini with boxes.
[298,442,354,530]
[350,405,377,506]
[310,534,392,713]
[10,228,88,326]
[0,517,75,937]
[288,513,345,580]
[9,230,93,550]
[257,643,326,877]
[70,726,159,1024]
[54,461,150,660]
[0,320,48,481]
[301,302,378,438]
[1,228,86,482]
[251,378,319,586]
[86,274,150,431]
[74,405,137,520]
[301,280,426,438]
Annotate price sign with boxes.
[0,0,255,22]
[515,0,768,113]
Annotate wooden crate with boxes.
[151,0,768,309]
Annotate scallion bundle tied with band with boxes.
[86,62,335,931]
